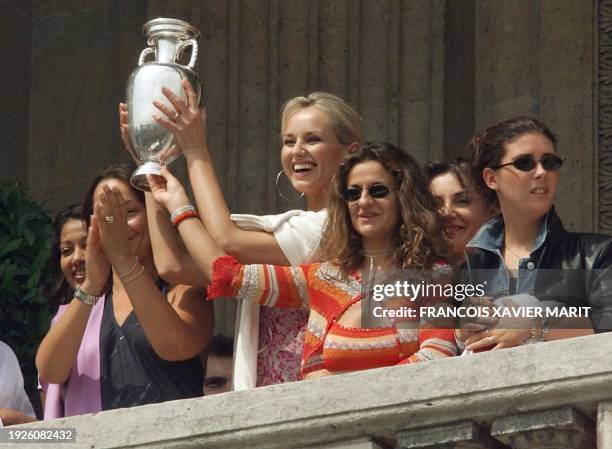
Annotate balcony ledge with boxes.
[10,333,612,449]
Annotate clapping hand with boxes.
[93,186,133,265]
[80,215,111,296]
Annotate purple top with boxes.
[41,295,105,419]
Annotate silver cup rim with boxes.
[143,18,200,40]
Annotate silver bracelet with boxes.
[170,205,196,223]
[122,264,145,285]
[74,286,100,306]
[118,256,139,279]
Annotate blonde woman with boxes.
[121,84,364,388]
[149,143,456,378]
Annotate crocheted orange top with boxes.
[208,256,456,378]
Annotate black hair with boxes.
[209,333,233,357]
[466,116,558,207]
[82,163,141,226]
[45,204,84,310]
[425,157,472,189]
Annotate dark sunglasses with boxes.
[342,184,392,202]
[491,154,564,172]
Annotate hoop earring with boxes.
[275,170,304,202]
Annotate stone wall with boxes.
[1,1,597,219]
[0,1,604,333]
[0,0,32,188]
[472,0,596,232]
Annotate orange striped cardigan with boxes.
[208,256,456,378]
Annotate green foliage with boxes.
[0,182,53,390]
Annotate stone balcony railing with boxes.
[7,333,612,449]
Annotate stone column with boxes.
[0,0,31,186]
[490,406,595,449]
[28,0,144,212]
[396,0,445,162]
[597,0,612,234]
[397,420,507,449]
[473,0,596,232]
[597,401,612,449]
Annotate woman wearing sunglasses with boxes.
[458,116,606,352]
[121,87,363,389]
[148,142,456,378]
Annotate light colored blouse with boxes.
[40,298,105,419]
[230,210,327,389]
[0,341,35,426]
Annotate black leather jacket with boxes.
[462,208,612,332]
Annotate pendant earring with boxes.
[275,170,305,202]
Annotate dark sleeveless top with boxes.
[99,284,203,410]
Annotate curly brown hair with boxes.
[320,142,449,275]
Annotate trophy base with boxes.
[130,161,162,192]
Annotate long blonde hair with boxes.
[280,92,364,146]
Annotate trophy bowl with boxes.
[126,18,202,191]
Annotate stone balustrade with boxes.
[7,333,612,449]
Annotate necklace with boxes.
[364,249,394,257]
[364,249,394,272]
[504,244,524,259]
[362,249,395,327]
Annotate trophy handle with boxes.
[177,39,199,70]
[138,47,155,66]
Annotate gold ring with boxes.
[104,215,115,224]
[173,111,179,121]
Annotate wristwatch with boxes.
[74,286,100,306]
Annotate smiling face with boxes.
[280,106,349,208]
[483,132,559,220]
[92,178,151,261]
[430,172,493,255]
[346,160,400,251]
[59,218,87,288]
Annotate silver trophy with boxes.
[126,18,202,191]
